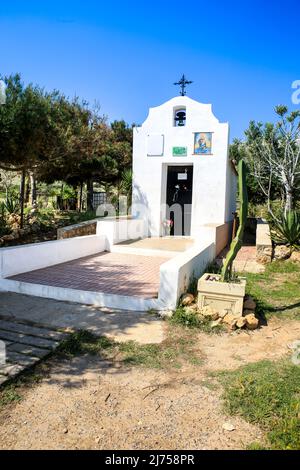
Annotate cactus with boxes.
[221,160,248,282]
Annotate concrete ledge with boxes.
[256,218,273,264]
[0,279,164,312]
[111,245,176,259]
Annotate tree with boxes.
[236,106,300,219]
[0,74,92,222]
[0,74,134,220]
[230,139,268,205]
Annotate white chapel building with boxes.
[132,95,237,239]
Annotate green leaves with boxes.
[271,210,300,248]
[275,105,288,117]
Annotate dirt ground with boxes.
[0,317,299,450]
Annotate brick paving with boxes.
[9,252,168,299]
[217,246,265,274]
[0,318,68,386]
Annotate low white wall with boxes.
[196,222,231,256]
[256,218,273,264]
[158,242,215,309]
[0,278,164,312]
[256,218,272,247]
[0,235,106,279]
[96,218,147,250]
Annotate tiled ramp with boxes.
[9,252,168,299]
[0,319,68,386]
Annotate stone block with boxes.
[197,273,246,317]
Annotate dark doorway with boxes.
[166,165,193,236]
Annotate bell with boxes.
[175,111,186,127]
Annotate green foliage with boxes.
[271,210,300,248]
[170,307,225,334]
[0,367,44,411]
[221,160,248,281]
[3,193,19,214]
[120,169,132,195]
[244,261,300,320]
[231,105,300,213]
[218,360,300,450]
[247,200,287,219]
[170,306,201,328]
[57,328,203,370]
[0,74,133,222]
[230,139,266,205]
[57,330,113,357]
[0,386,22,408]
[0,202,9,236]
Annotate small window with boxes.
[174,107,186,127]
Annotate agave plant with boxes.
[4,194,19,214]
[271,210,300,248]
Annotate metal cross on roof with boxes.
[174,74,193,96]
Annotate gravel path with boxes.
[0,356,263,450]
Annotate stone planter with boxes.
[197,273,246,317]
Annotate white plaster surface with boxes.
[96,218,147,250]
[132,96,237,237]
[0,235,106,279]
[0,279,164,312]
[158,242,215,309]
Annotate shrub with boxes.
[271,210,300,248]
[4,194,19,214]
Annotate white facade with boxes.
[132,96,237,238]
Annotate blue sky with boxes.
[1,0,299,139]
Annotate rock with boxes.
[290,251,300,263]
[219,309,229,319]
[181,293,195,306]
[222,422,236,432]
[236,317,247,329]
[256,246,273,265]
[245,314,259,330]
[243,296,256,311]
[211,319,223,328]
[201,306,219,321]
[274,245,291,261]
[2,234,15,241]
[223,313,238,329]
[63,428,68,434]
[243,309,256,316]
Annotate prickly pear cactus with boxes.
[221,160,248,282]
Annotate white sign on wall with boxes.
[147,134,164,156]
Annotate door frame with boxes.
[161,163,194,237]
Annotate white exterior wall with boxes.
[132,96,236,238]
[96,217,147,251]
[0,235,106,279]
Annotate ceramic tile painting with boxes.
[194,132,213,155]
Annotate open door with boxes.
[166,165,193,236]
